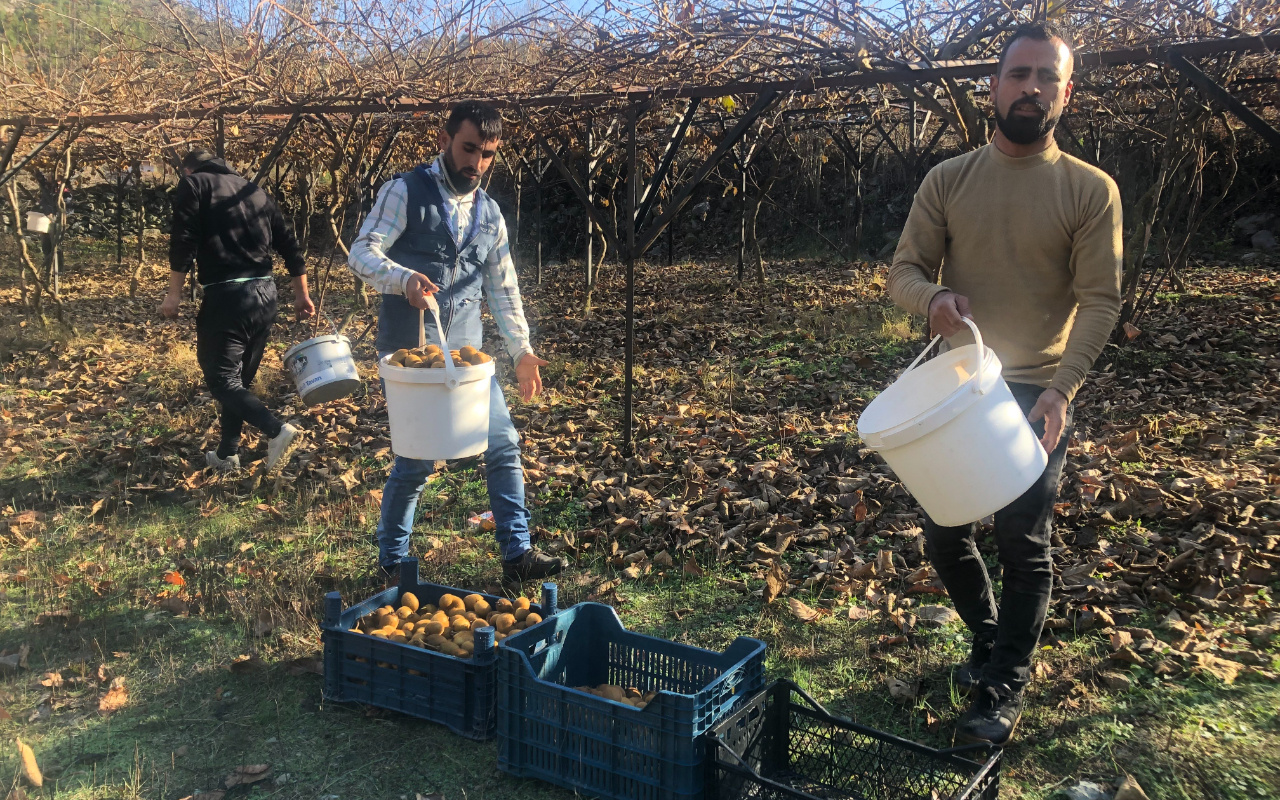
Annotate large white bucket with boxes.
[26,212,50,233]
[283,331,361,406]
[856,318,1048,527]
[378,302,494,460]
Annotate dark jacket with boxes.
[168,159,304,286]
[375,166,504,354]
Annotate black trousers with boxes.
[923,381,1073,693]
[195,279,283,457]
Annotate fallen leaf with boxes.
[224,764,272,788]
[16,739,41,787]
[884,677,918,703]
[1123,321,1142,340]
[252,611,275,637]
[229,654,266,674]
[163,571,185,586]
[158,597,190,616]
[39,672,63,688]
[763,562,786,605]
[683,558,704,577]
[787,597,821,623]
[846,604,872,621]
[1114,774,1152,800]
[285,656,324,677]
[652,550,674,568]
[916,605,960,628]
[98,677,128,714]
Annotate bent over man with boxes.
[164,148,312,474]
[348,101,565,584]
[887,23,1122,745]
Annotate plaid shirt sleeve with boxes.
[481,215,535,364]
[348,178,415,295]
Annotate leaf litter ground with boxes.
[0,250,1277,799]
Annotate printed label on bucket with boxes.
[301,368,338,391]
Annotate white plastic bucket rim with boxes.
[855,317,1049,527]
[26,212,51,233]
[377,354,496,385]
[379,354,495,460]
[858,317,996,448]
[282,333,349,364]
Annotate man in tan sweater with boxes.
[887,22,1122,745]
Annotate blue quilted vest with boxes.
[376,165,504,354]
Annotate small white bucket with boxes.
[25,212,50,233]
[378,301,494,460]
[856,318,1048,527]
[283,330,362,406]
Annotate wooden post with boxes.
[623,104,637,453]
[134,159,145,268]
[535,148,544,285]
[737,149,747,282]
[513,164,521,251]
[115,166,125,268]
[585,123,594,290]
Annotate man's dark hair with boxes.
[182,148,217,170]
[996,22,1073,75]
[445,101,503,141]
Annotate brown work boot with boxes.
[502,547,567,584]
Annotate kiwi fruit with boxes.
[495,598,515,614]
[419,620,445,637]
[463,594,484,612]
[404,353,425,367]
[439,594,465,614]
[491,613,516,633]
[389,349,409,366]
[401,592,420,612]
[450,615,472,633]
[472,598,492,617]
[514,607,530,622]
[524,612,543,627]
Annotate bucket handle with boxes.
[900,316,988,395]
[418,298,461,390]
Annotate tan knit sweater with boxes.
[887,142,1123,401]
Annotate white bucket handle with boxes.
[419,297,461,390]
[900,316,988,395]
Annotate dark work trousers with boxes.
[923,381,1074,694]
[195,279,284,458]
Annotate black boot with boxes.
[957,682,1023,746]
[954,637,995,695]
[502,548,568,583]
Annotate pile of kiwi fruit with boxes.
[571,684,659,709]
[387,344,492,369]
[351,591,541,658]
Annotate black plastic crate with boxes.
[322,557,556,740]
[497,602,767,800]
[708,680,1001,800]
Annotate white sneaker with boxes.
[265,423,302,474]
[205,451,241,473]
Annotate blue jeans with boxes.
[376,359,531,569]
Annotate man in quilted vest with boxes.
[348,101,566,584]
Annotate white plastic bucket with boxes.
[283,332,361,406]
[378,302,494,460]
[856,318,1048,527]
[25,212,50,233]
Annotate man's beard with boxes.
[441,147,482,195]
[993,97,1060,146]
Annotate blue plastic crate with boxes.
[496,602,766,800]
[322,557,557,740]
[708,680,1001,799]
